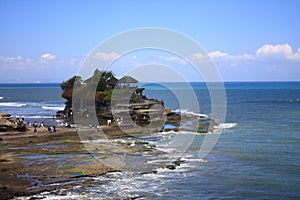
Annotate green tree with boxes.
[61,75,82,107]
[96,70,114,91]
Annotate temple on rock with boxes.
[59,70,166,132]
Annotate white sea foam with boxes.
[81,139,111,144]
[215,123,237,129]
[147,159,174,164]
[155,167,175,173]
[181,158,208,163]
[42,106,65,110]
[0,102,26,107]
[0,96,3,100]
[29,192,89,200]
[211,123,238,134]
[173,109,209,118]
[26,116,53,119]
[156,130,177,135]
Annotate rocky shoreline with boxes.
[0,126,134,199]
[0,110,217,199]
[0,108,177,200]
[0,72,217,199]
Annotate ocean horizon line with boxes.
[0,80,300,84]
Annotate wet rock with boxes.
[166,165,176,170]
[140,170,158,175]
[173,160,182,166]
[135,141,149,145]
[16,123,27,132]
[29,182,39,187]
[166,112,181,121]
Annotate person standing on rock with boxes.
[33,121,38,135]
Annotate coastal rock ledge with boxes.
[0,112,26,132]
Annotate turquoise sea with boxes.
[1,82,299,199]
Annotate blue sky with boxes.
[0,0,299,82]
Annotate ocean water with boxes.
[4,82,300,199]
[0,83,64,125]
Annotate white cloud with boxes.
[159,56,187,64]
[40,53,56,61]
[191,53,207,60]
[94,52,119,61]
[208,51,228,58]
[288,47,300,60]
[0,56,32,70]
[209,44,300,81]
[256,44,300,61]
[206,51,254,67]
[208,51,253,61]
[0,55,24,63]
[0,53,79,74]
[256,44,292,56]
[206,44,300,67]
[0,54,80,82]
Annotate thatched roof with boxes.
[118,76,138,83]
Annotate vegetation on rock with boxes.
[60,70,165,127]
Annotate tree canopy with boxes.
[61,70,116,110]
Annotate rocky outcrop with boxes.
[165,111,181,125]
[0,113,15,132]
[59,71,215,134]
[0,113,26,132]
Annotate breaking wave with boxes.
[42,106,65,110]
[0,102,26,107]
[26,116,54,119]
[172,109,209,118]
[215,123,237,129]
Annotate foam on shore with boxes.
[42,106,65,110]
[0,102,26,107]
[172,109,209,118]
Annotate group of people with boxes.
[31,121,57,135]
[107,117,123,126]
[14,116,64,135]
[32,121,72,135]
[14,115,125,135]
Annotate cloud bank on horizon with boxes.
[0,43,299,82]
[0,53,79,83]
